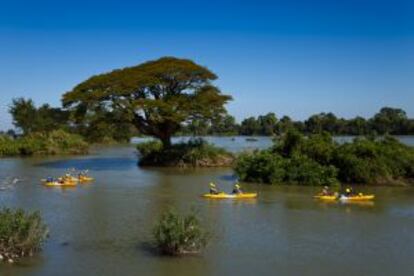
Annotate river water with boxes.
[0,136,414,276]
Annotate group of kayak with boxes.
[202,182,257,199]
[202,183,375,202]
[41,171,94,187]
[314,186,375,202]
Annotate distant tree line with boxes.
[181,107,414,136]
[6,98,136,143]
[5,99,414,143]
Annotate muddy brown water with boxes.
[0,137,413,275]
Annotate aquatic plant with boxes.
[0,208,48,262]
[153,209,209,256]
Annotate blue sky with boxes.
[1,0,413,130]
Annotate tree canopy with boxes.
[62,57,232,147]
[9,98,69,135]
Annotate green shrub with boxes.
[332,136,414,184]
[234,150,338,186]
[136,140,163,157]
[284,154,339,186]
[235,150,285,184]
[0,130,88,157]
[0,208,48,261]
[0,135,20,156]
[137,138,233,167]
[153,209,209,256]
[235,130,414,186]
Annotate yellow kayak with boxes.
[339,194,375,201]
[202,192,257,199]
[64,176,79,182]
[313,195,337,201]
[42,181,77,187]
[79,176,94,182]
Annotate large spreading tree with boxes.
[62,57,232,147]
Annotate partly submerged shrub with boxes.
[136,138,233,167]
[153,209,210,256]
[235,150,285,184]
[0,208,48,261]
[235,150,338,186]
[235,130,414,186]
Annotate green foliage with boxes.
[332,136,414,184]
[235,150,286,184]
[0,130,88,157]
[235,150,338,186]
[239,113,278,136]
[284,155,338,186]
[63,57,232,147]
[0,208,48,259]
[9,98,69,135]
[235,130,414,186]
[208,114,239,135]
[234,107,414,136]
[0,135,21,156]
[153,209,209,256]
[136,138,233,167]
[136,140,163,157]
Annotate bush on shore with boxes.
[0,129,88,157]
[0,208,48,262]
[136,138,234,167]
[235,130,414,186]
[153,209,210,256]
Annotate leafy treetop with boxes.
[62,57,232,147]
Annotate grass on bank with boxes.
[235,130,414,186]
[0,208,48,262]
[153,209,210,256]
[136,138,234,167]
[0,129,88,157]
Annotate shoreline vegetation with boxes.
[0,130,88,157]
[235,130,414,186]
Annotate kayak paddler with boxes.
[321,186,330,195]
[345,187,353,196]
[232,183,243,194]
[209,182,219,194]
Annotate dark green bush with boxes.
[235,150,285,184]
[235,130,414,186]
[284,154,338,186]
[136,138,233,167]
[0,208,48,261]
[153,209,209,256]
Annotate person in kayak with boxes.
[209,183,219,194]
[232,183,243,194]
[321,186,330,195]
[345,187,353,196]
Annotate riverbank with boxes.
[0,130,88,157]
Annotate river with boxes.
[0,136,414,275]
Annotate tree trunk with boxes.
[159,134,172,149]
